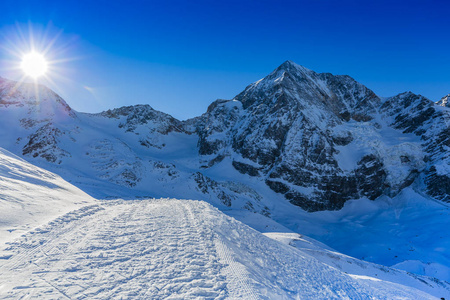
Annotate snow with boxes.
[0,149,447,298]
[1,198,446,299]
[333,118,423,173]
[0,147,94,247]
[1,68,450,298]
[288,188,450,282]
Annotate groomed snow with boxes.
[1,199,446,299]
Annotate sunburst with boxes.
[0,23,85,102]
[21,52,48,78]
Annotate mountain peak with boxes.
[275,60,314,76]
[278,60,297,69]
[0,77,75,120]
[234,61,379,120]
[436,94,449,107]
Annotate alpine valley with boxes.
[0,61,449,299]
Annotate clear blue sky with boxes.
[0,0,449,119]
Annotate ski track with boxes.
[0,199,440,299]
[0,200,228,299]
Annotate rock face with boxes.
[100,104,184,135]
[0,62,448,213]
[191,61,391,211]
[380,92,450,202]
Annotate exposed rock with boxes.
[22,123,70,164]
[232,161,260,177]
[101,104,184,134]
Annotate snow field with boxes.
[0,148,94,246]
[0,199,445,299]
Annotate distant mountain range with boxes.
[0,60,448,214]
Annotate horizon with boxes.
[1,0,449,119]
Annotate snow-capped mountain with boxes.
[1,63,448,213]
[192,61,385,211]
[1,62,449,286]
[1,61,449,214]
[191,61,450,211]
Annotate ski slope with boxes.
[0,145,449,299]
[0,148,94,246]
[0,199,448,299]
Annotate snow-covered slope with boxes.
[380,92,450,202]
[1,198,448,299]
[0,63,449,286]
[2,146,447,298]
[0,147,94,246]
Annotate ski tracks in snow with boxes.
[0,199,440,299]
[0,200,232,299]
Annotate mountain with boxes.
[192,61,450,211]
[193,61,384,211]
[1,62,449,211]
[1,62,449,212]
[0,63,449,284]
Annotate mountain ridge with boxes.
[0,61,448,212]
[1,62,450,284]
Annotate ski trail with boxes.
[183,201,260,300]
[0,200,230,299]
[214,238,259,300]
[1,204,103,271]
[0,199,443,299]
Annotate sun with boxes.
[21,52,48,78]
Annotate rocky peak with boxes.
[100,104,184,134]
[0,77,75,121]
[100,104,155,118]
[436,94,449,107]
[274,60,315,78]
[234,61,380,122]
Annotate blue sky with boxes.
[0,0,449,119]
